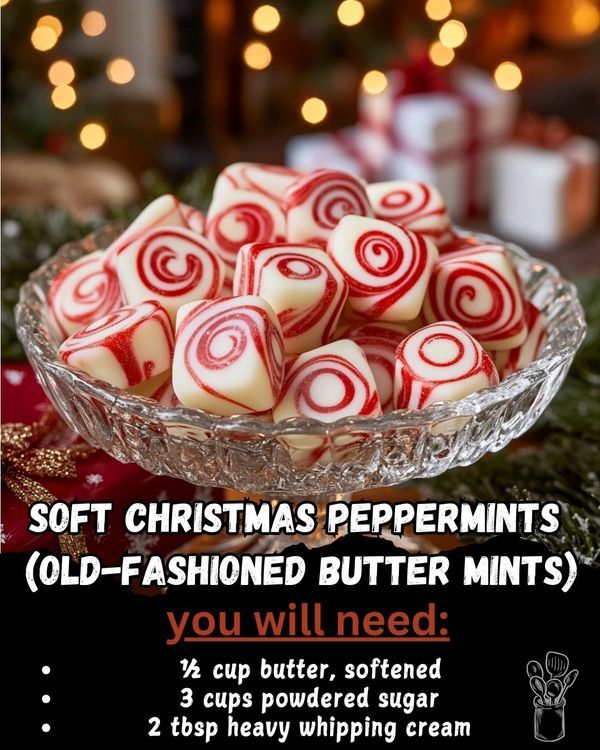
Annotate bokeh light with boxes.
[337,0,365,27]
[31,26,57,52]
[301,97,328,124]
[494,61,523,91]
[38,15,63,37]
[51,85,77,110]
[79,123,107,150]
[0,0,11,7]
[243,41,272,70]
[81,10,106,37]
[429,40,455,66]
[252,5,281,34]
[572,1,600,35]
[425,0,452,22]
[106,58,136,85]
[362,70,388,95]
[48,60,75,87]
[439,19,467,48]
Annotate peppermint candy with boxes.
[205,188,286,287]
[214,162,303,206]
[367,180,452,245]
[490,301,548,379]
[233,242,348,354]
[172,295,285,415]
[59,301,174,389]
[116,226,224,322]
[394,321,499,409]
[340,321,409,412]
[128,371,179,407]
[180,203,206,235]
[285,169,373,248]
[423,245,528,350]
[327,215,438,322]
[48,250,122,340]
[103,194,188,271]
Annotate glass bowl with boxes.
[16,225,586,507]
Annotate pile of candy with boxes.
[50,163,548,428]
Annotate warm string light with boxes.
[38,15,63,37]
[107,58,136,84]
[494,61,522,91]
[243,40,272,70]
[80,123,107,150]
[252,4,281,34]
[31,26,58,52]
[48,60,75,86]
[81,10,106,37]
[301,97,327,124]
[429,40,455,66]
[425,0,452,22]
[1,0,11,7]
[337,0,365,27]
[572,0,600,35]
[439,19,467,48]
[362,70,388,95]
[51,85,77,110]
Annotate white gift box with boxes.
[490,137,599,248]
[285,126,390,181]
[359,67,519,221]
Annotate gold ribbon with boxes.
[1,409,96,560]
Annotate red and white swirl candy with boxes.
[172,295,284,415]
[116,226,224,322]
[128,371,180,407]
[367,180,452,245]
[48,250,122,340]
[285,169,373,248]
[103,194,188,272]
[205,188,286,288]
[273,339,382,424]
[180,203,206,235]
[394,321,499,410]
[233,242,348,354]
[423,245,528,350]
[214,162,303,206]
[59,301,175,389]
[327,215,438,322]
[490,301,548,379]
[339,321,408,412]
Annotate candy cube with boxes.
[213,162,303,206]
[116,226,224,323]
[489,301,548,379]
[394,321,499,409]
[128,371,180,407]
[327,215,438,322]
[172,295,284,415]
[180,203,206,235]
[48,250,122,340]
[59,301,174,389]
[233,242,348,354]
[423,244,527,350]
[285,169,373,248]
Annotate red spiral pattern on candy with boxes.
[341,229,428,317]
[49,254,121,338]
[425,259,525,345]
[182,301,284,411]
[377,183,448,237]
[206,202,277,269]
[286,170,371,229]
[223,164,303,203]
[135,229,221,298]
[395,322,498,409]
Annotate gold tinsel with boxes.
[1,409,96,560]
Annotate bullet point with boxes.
[42,695,51,704]
[41,665,51,675]
[41,724,51,733]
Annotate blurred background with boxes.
[2,0,599,359]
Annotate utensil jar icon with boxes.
[534,697,565,742]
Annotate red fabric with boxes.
[1,363,219,562]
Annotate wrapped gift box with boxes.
[1,364,220,563]
[490,136,599,248]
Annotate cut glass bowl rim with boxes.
[16,224,586,440]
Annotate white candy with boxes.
[128,370,179,406]
[367,180,452,245]
[205,188,286,287]
[48,251,122,340]
[103,194,188,271]
[394,321,499,409]
[59,301,174,389]
[116,226,224,323]
[180,203,206,234]
[285,169,373,248]
[172,295,285,415]
[327,215,438,322]
[233,242,348,354]
[423,244,528,350]
[490,301,548,379]
[213,162,303,206]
